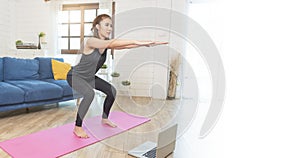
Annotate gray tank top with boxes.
[72,48,107,80]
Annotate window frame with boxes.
[60,3,99,54]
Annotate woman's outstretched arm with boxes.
[86,38,158,50]
[114,41,169,50]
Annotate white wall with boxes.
[0,0,16,55]
[0,0,56,56]
[13,0,54,55]
[113,0,188,99]
[185,1,224,101]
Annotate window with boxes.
[59,3,99,54]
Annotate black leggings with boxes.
[67,74,116,127]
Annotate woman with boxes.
[67,14,168,138]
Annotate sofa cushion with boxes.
[42,79,73,96]
[0,82,25,106]
[3,57,39,80]
[6,80,63,102]
[35,57,64,79]
[51,59,71,80]
[0,58,3,81]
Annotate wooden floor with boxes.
[0,96,182,158]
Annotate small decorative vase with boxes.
[38,37,41,49]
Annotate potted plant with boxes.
[15,40,23,47]
[38,32,46,49]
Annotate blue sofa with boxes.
[0,57,81,112]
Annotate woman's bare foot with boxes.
[102,119,117,128]
[73,126,89,139]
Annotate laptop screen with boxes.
[156,124,178,158]
[128,124,178,158]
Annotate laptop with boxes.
[128,124,178,158]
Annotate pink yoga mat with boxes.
[0,111,150,158]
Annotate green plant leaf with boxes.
[15,40,23,45]
[39,32,46,37]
